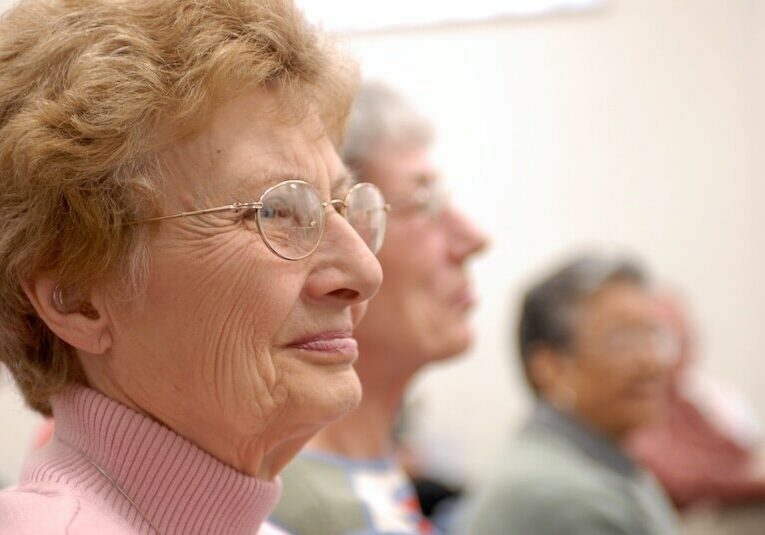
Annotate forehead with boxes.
[162,89,348,202]
[364,144,438,196]
[578,282,660,330]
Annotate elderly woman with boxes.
[469,256,678,535]
[270,83,488,534]
[0,0,388,533]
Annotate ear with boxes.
[21,275,112,356]
[528,345,567,395]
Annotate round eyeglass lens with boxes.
[258,181,324,260]
[345,183,387,254]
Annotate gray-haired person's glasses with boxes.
[137,180,390,261]
[392,177,450,218]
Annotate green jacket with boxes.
[467,404,677,535]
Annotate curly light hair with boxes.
[0,0,358,415]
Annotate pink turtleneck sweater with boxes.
[0,387,285,534]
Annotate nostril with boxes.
[328,288,360,300]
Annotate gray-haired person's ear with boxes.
[22,276,112,355]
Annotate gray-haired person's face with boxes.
[351,144,489,378]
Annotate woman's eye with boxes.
[241,207,259,221]
[261,205,293,219]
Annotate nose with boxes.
[633,345,671,379]
[302,210,383,306]
[441,204,490,263]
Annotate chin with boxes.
[430,323,475,362]
[622,400,664,431]
[300,367,362,426]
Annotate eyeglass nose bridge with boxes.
[324,198,348,215]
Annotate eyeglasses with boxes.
[136,180,390,261]
[595,326,680,363]
[391,178,450,218]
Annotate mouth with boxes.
[286,330,359,365]
[450,285,476,311]
[627,379,666,400]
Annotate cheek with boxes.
[378,227,446,300]
[572,361,627,402]
[358,225,463,353]
[599,363,663,414]
[157,247,295,347]
[128,239,307,405]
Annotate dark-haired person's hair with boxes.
[517,255,647,393]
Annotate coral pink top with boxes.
[629,386,765,509]
[0,387,284,534]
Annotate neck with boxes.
[566,406,629,445]
[85,369,303,481]
[308,364,412,459]
[44,386,282,535]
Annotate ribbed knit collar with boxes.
[28,386,281,534]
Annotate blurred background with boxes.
[1,0,763,520]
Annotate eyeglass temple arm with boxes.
[132,201,264,224]
[132,195,389,225]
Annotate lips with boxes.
[286,330,359,364]
[627,379,665,400]
[450,285,476,310]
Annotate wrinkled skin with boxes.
[76,90,383,479]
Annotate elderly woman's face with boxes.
[353,146,488,377]
[93,91,383,478]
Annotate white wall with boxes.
[340,0,765,483]
[1,0,763,485]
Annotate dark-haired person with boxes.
[468,256,678,534]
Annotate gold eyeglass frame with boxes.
[135,179,390,261]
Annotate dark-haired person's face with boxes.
[549,282,674,440]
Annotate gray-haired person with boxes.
[270,82,488,535]
[468,255,678,534]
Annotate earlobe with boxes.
[529,346,560,390]
[22,276,112,356]
[531,347,578,411]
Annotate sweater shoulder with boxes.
[0,483,134,534]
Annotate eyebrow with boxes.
[228,166,354,200]
[332,169,354,193]
[411,171,440,185]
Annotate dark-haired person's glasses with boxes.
[137,180,389,261]
[598,326,680,363]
